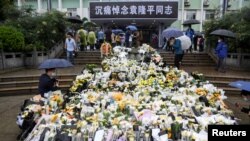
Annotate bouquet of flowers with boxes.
[20,44,236,141]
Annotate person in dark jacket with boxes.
[125,29,131,47]
[215,36,228,73]
[105,27,112,43]
[38,68,59,97]
[169,37,183,69]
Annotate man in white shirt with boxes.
[64,33,76,64]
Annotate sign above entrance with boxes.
[89,1,178,19]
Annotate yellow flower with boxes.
[112,92,123,101]
[118,101,126,111]
[86,114,98,122]
[112,118,120,125]
[70,86,77,92]
[88,95,97,103]
[195,88,208,96]
[51,114,59,123]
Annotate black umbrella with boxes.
[83,21,97,29]
[183,19,200,25]
[39,59,73,69]
[210,29,236,38]
[66,17,83,24]
[195,31,203,36]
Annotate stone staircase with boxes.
[160,52,215,66]
[60,51,102,65]
[60,51,215,66]
[204,75,250,96]
[0,74,76,96]
[0,51,246,97]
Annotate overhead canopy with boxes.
[91,18,177,27]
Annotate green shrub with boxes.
[0,26,25,52]
[4,9,69,51]
[25,42,45,52]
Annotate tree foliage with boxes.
[0,0,14,21]
[204,7,250,53]
[0,26,25,52]
[3,6,69,51]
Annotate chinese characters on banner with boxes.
[90,1,178,19]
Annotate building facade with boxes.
[16,0,250,31]
[16,0,250,46]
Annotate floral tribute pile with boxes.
[18,44,236,141]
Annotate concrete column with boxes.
[47,0,52,12]
[181,0,185,31]
[200,0,204,32]
[239,0,243,10]
[80,0,83,18]
[38,0,42,12]
[220,0,224,17]
[17,0,22,7]
[58,0,62,11]
[158,24,162,48]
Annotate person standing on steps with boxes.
[169,37,183,69]
[105,27,112,44]
[198,35,204,52]
[77,26,88,51]
[111,32,116,47]
[65,32,77,64]
[88,30,96,50]
[185,25,195,53]
[97,28,105,50]
[125,29,131,47]
[38,68,59,98]
[215,36,228,73]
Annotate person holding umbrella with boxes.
[38,59,73,97]
[210,29,236,72]
[169,37,183,69]
[38,68,59,97]
[215,36,228,73]
[65,32,77,64]
[185,25,195,53]
[229,80,250,101]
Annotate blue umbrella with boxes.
[39,59,73,69]
[112,29,123,34]
[162,27,183,38]
[126,25,138,31]
[229,81,250,92]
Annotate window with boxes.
[67,8,77,17]
[204,0,209,6]
[186,10,196,20]
[205,10,215,20]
